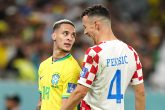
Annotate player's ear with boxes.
[94,21,100,31]
[51,32,56,41]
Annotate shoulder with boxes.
[69,55,81,71]
[39,56,51,70]
[127,45,139,57]
[127,45,137,53]
[83,45,102,65]
[118,41,139,57]
[85,45,103,56]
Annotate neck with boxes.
[52,43,69,59]
[96,26,117,44]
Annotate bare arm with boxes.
[60,84,89,110]
[36,94,42,110]
[62,98,68,106]
[132,83,145,110]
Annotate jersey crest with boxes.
[51,73,60,88]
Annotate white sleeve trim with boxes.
[130,80,143,85]
[78,79,92,88]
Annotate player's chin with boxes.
[63,47,72,52]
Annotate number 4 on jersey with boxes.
[107,69,123,103]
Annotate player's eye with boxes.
[63,31,68,36]
[72,33,76,38]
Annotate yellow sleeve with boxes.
[62,64,81,99]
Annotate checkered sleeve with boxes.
[78,46,102,88]
[129,46,144,85]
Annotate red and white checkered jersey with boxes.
[78,40,143,110]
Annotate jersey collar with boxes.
[52,53,71,63]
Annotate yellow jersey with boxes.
[38,54,81,110]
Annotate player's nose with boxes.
[67,35,73,41]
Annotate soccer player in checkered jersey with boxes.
[61,5,145,110]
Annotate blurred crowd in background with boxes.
[0,0,165,91]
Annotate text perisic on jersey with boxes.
[106,55,128,67]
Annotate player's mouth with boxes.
[64,43,72,47]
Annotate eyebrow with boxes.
[63,30,69,33]
[63,30,76,36]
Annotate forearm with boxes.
[61,90,84,110]
[61,84,88,110]
[133,83,145,110]
[135,92,145,110]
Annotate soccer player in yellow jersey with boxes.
[36,19,81,110]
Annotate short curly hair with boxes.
[81,4,110,19]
